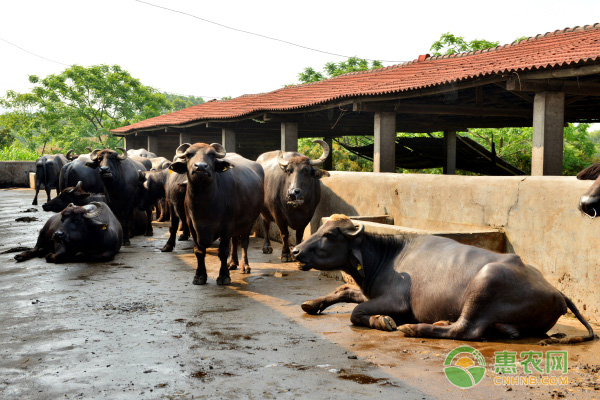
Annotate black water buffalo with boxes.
[577,163,600,217]
[170,143,264,284]
[160,167,190,252]
[59,150,105,194]
[293,214,595,345]
[127,148,156,158]
[32,154,68,205]
[43,181,107,212]
[257,140,330,262]
[15,202,122,263]
[85,148,148,245]
[137,168,170,222]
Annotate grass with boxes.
[0,145,39,161]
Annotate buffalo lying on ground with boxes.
[293,214,595,345]
[15,202,122,263]
[257,140,330,262]
[577,163,600,218]
[170,143,264,284]
[43,181,107,212]
[85,148,148,245]
[32,154,68,205]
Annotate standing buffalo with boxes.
[127,148,156,158]
[293,215,595,345]
[257,140,330,262]
[160,166,190,252]
[59,149,105,194]
[15,202,122,263]
[85,148,148,245]
[32,154,68,205]
[170,143,264,285]
[577,163,600,217]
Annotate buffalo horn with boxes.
[85,147,93,153]
[117,147,128,160]
[277,151,289,168]
[210,143,226,159]
[175,143,191,157]
[66,149,76,161]
[90,149,101,161]
[309,139,331,166]
[342,222,365,237]
[69,181,82,193]
[83,202,103,219]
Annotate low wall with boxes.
[309,172,599,323]
[0,161,36,188]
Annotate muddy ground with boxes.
[1,188,600,400]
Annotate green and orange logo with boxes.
[443,346,486,389]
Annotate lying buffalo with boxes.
[257,140,330,262]
[293,214,594,345]
[15,202,122,263]
[33,154,68,205]
[577,163,600,218]
[43,181,106,212]
[170,143,264,284]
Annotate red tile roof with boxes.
[112,24,600,134]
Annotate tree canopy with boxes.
[298,56,383,84]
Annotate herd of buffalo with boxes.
[12,142,600,344]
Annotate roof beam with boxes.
[506,78,600,96]
[353,101,531,118]
[506,64,600,80]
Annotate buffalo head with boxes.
[86,148,127,180]
[169,143,232,183]
[42,181,90,212]
[53,202,108,246]
[292,214,365,272]
[277,140,330,207]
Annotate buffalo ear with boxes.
[88,219,108,230]
[577,163,600,180]
[85,161,99,169]
[215,160,234,173]
[313,168,330,179]
[169,160,187,174]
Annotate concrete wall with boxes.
[0,161,36,188]
[309,172,599,323]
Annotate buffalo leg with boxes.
[294,225,306,249]
[32,183,40,205]
[45,186,52,203]
[177,203,189,241]
[178,218,190,241]
[273,217,292,262]
[216,236,232,285]
[192,245,208,285]
[350,296,412,332]
[302,284,367,314]
[161,205,179,252]
[239,235,251,274]
[228,236,239,270]
[261,216,273,254]
[398,318,487,340]
[45,244,68,264]
[144,209,153,236]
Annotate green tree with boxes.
[430,33,500,56]
[164,93,204,111]
[0,64,171,154]
[298,56,383,84]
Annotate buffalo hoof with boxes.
[301,300,324,315]
[228,263,238,271]
[161,244,173,252]
[178,234,189,241]
[193,275,207,285]
[216,275,231,285]
[14,253,28,262]
[144,230,153,237]
[262,245,273,254]
[433,320,451,326]
[370,315,397,331]
[241,266,251,274]
[32,199,38,206]
[45,253,57,263]
[398,323,417,336]
[280,253,293,262]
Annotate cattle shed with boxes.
[111,24,600,176]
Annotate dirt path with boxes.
[1,188,599,399]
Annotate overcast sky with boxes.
[1,0,600,101]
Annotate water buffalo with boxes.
[137,168,170,223]
[43,181,107,212]
[32,154,68,205]
[169,143,264,284]
[127,148,156,158]
[293,214,595,345]
[257,140,330,262]
[160,167,190,252]
[577,163,600,217]
[85,148,148,245]
[59,150,105,194]
[14,202,122,263]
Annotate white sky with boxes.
[1,0,600,101]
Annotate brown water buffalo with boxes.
[15,202,122,263]
[85,148,148,245]
[32,154,68,205]
[292,214,595,345]
[160,167,190,252]
[577,163,600,217]
[169,143,264,284]
[257,140,330,262]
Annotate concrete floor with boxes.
[1,188,600,400]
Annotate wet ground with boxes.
[1,188,600,399]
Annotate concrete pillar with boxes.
[147,135,159,155]
[323,137,333,171]
[532,92,565,176]
[281,122,298,152]
[374,112,396,173]
[443,130,457,175]
[222,128,237,153]
[179,132,193,145]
